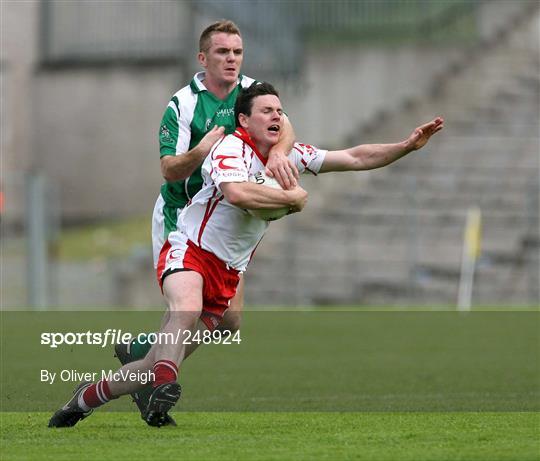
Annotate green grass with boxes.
[3,311,539,412]
[1,412,538,460]
[1,310,539,459]
[57,216,150,261]
[3,217,150,263]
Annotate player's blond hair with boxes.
[199,20,242,52]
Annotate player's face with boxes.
[242,95,283,153]
[199,33,243,85]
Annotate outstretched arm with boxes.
[265,114,300,189]
[320,117,444,173]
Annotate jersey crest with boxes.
[214,155,239,170]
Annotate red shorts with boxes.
[157,234,240,331]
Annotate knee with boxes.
[166,306,201,329]
[166,292,202,313]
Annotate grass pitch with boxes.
[1,412,538,460]
[1,309,538,459]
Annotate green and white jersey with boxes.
[158,72,256,209]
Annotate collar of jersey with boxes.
[233,127,267,166]
[190,72,245,94]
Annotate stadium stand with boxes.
[245,3,539,306]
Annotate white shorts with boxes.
[151,194,183,268]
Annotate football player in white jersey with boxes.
[114,20,298,426]
[49,82,443,428]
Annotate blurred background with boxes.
[2,0,539,309]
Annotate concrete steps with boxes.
[244,4,539,307]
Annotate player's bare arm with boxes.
[320,117,444,173]
[161,126,225,182]
[265,114,300,190]
[220,181,307,212]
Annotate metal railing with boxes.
[39,0,482,76]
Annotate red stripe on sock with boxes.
[82,380,112,408]
[153,360,178,387]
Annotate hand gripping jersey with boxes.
[177,128,327,272]
[158,72,256,209]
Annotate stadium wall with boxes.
[32,67,178,220]
[282,45,462,147]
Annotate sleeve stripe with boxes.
[168,101,179,118]
[293,145,320,176]
[171,96,180,117]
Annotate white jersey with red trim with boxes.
[177,129,327,272]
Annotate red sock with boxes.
[153,360,178,387]
[81,380,113,410]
